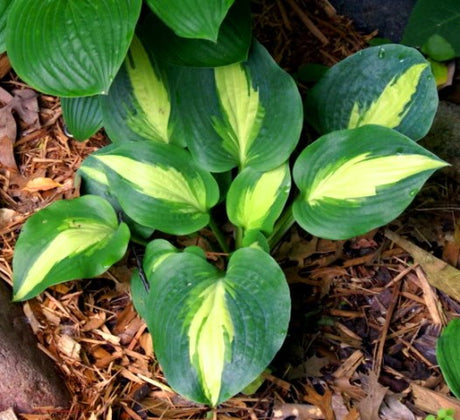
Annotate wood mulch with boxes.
[1,0,459,419]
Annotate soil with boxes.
[0,1,459,419]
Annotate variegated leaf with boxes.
[293,125,448,239]
[226,164,291,234]
[131,243,290,406]
[305,44,438,140]
[77,157,154,239]
[13,195,130,301]
[100,35,183,146]
[172,40,303,172]
[86,142,219,235]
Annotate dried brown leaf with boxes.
[11,89,39,126]
[304,385,335,420]
[289,355,331,379]
[22,177,62,192]
[278,228,319,265]
[333,377,366,400]
[331,393,350,420]
[272,403,323,420]
[380,395,415,420]
[0,110,16,142]
[358,371,388,420]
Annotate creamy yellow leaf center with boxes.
[213,63,265,167]
[188,280,234,406]
[348,63,428,129]
[307,153,446,204]
[15,221,114,301]
[94,155,206,212]
[236,164,288,231]
[126,36,171,143]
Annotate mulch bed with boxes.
[1,0,459,419]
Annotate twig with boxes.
[286,0,329,45]
[373,283,400,377]
[416,266,446,326]
[275,0,292,31]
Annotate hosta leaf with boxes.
[293,125,448,240]
[86,142,219,235]
[13,195,130,301]
[402,0,460,60]
[77,158,154,239]
[61,96,103,141]
[0,0,13,53]
[100,35,184,146]
[142,0,251,67]
[305,44,438,140]
[241,230,270,253]
[227,164,291,234]
[173,41,303,172]
[422,34,456,62]
[145,0,234,41]
[437,319,460,399]
[131,244,290,406]
[6,0,142,97]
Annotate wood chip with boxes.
[57,334,81,361]
[415,266,446,326]
[412,383,460,418]
[333,350,364,379]
[0,408,18,420]
[0,54,11,79]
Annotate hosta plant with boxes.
[4,0,448,408]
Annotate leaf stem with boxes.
[235,226,244,249]
[267,203,295,249]
[130,236,149,247]
[208,216,230,253]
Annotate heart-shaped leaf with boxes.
[141,0,251,67]
[293,125,448,239]
[305,44,438,140]
[145,0,235,41]
[86,142,219,235]
[173,40,303,172]
[226,164,291,235]
[77,157,154,239]
[0,0,13,53]
[131,243,290,406]
[6,0,142,97]
[61,96,103,141]
[437,319,460,399]
[13,195,130,301]
[100,35,184,146]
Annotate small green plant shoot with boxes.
[1,0,449,407]
[425,407,456,420]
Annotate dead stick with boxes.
[373,283,400,377]
[286,0,329,45]
[275,0,292,31]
